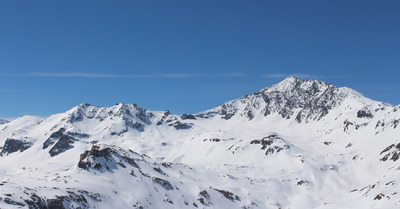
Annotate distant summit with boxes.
[0,119,9,125]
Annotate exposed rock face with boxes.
[357,106,374,118]
[25,194,66,209]
[43,128,79,157]
[23,189,100,209]
[3,197,25,207]
[168,121,193,130]
[78,145,114,170]
[250,135,290,155]
[380,143,400,162]
[43,128,66,149]
[113,104,149,133]
[155,112,194,130]
[1,138,32,156]
[48,135,76,157]
[213,188,240,201]
[199,190,210,200]
[78,145,140,171]
[152,177,174,191]
[180,114,196,120]
[198,190,212,206]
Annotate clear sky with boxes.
[0,0,399,118]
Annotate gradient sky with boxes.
[1,1,399,118]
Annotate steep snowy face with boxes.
[198,76,376,122]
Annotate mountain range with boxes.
[0,76,399,209]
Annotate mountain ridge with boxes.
[0,77,399,209]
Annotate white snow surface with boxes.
[0,77,400,209]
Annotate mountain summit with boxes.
[0,77,399,209]
[200,77,377,123]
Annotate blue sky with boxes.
[0,1,399,118]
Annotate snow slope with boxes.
[0,77,399,209]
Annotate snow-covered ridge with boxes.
[0,77,399,209]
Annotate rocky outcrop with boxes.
[23,189,100,209]
[250,135,290,155]
[357,106,374,118]
[24,194,66,209]
[152,177,174,191]
[380,143,400,162]
[1,138,32,156]
[43,128,80,157]
[168,121,193,130]
[180,114,196,120]
[213,188,240,201]
[78,145,140,171]
[49,135,76,157]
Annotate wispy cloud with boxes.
[14,73,122,78]
[10,72,247,78]
[263,73,320,79]
[7,72,346,79]
[263,73,348,79]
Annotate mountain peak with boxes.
[202,77,373,122]
[263,77,331,95]
[264,76,300,92]
[282,75,299,83]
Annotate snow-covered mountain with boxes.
[1,77,399,209]
[0,119,8,125]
